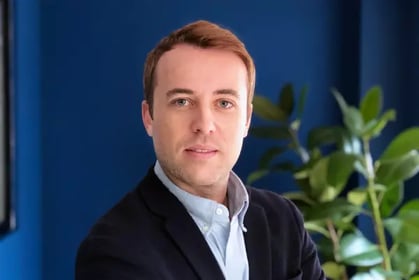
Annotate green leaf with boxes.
[391,242,419,278]
[347,188,368,206]
[384,206,419,243]
[258,146,286,168]
[360,86,382,123]
[376,150,419,185]
[339,232,383,267]
[308,152,356,201]
[282,191,315,205]
[296,85,308,121]
[307,126,346,150]
[246,169,269,184]
[252,95,288,121]
[344,107,365,136]
[305,199,362,222]
[304,221,330,237]
[249,126,291,140]
[327,152,357,190]
[322,261,345,280]
[351,272,382,280]
[380,127,419,161]
[278,83,294,117]
[379,182,403,218]
[270,161,295,173]
[332,88,349,114]
[361,109,396,139]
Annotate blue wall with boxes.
[0,1,418,279]
[41,2,352,279]
[0,1,42,279]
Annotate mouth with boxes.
[184,146,218,158]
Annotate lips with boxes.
[186,148,217,153]
[184,145,218,158]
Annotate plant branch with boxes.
[363,138,392,272]
[326,220,348,280]
[289,127,309,163]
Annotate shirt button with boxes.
[202,225,209,232]
[216,208,223,215]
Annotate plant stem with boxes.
[363,139,392,272]
[326,220,348,280]
[289,128,309,163]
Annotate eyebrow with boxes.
[165,88,239,98]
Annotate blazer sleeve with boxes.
[75,235,161,280]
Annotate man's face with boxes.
[142,44,252,196]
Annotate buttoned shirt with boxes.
[154,161,249,280]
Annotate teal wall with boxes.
[0,1,418,279]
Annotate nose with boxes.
[191,106,216,134]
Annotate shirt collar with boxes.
[154,161,249,231]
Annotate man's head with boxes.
[143,20,255,116]
[141,20,255,202]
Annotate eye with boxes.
[173,98,189,106]
[218,100,233,109]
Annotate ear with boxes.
[243,103,253,137]
[141,100,153,136]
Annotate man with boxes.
[76,20,325,280]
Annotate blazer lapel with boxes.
[244,203,272,280]
[139,169,225,280]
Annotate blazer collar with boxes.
[137,168,225,280]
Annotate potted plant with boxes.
[248,84,419,280]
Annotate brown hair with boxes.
[143,20,255,115]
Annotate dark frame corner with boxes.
[0,0,15,237]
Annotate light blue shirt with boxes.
[154,161,249,280]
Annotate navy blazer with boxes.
[76,168,325,279]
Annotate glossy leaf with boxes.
[308,152,356,201]
[278,83,294,117]
[253,95,287,121]
[322,261,345,280]
[271,161,296,173]
[379,182,403,218]
[361,109,396,139]
[296,85,308,121]
[391,242,419,278]
[347,188,368,206]
[351,272,381,280]
[249,126,291,140]
[246,169,269,184]
[380,127,419,161]
[384,202,419,244]
[304,221,330,237]
[307,126,345,150]
[258,146,285,168]
[282,191,315,205]
[327,152,357,190]
[332,88,349,114]
[360,86,382,123]
[344,107,365,136]
[305,199,362,222]
[339,232,383,267]
[376,150,419,185]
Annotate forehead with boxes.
[154,44,248,92]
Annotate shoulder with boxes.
[246,186,301,217]
[246,186,305,234]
